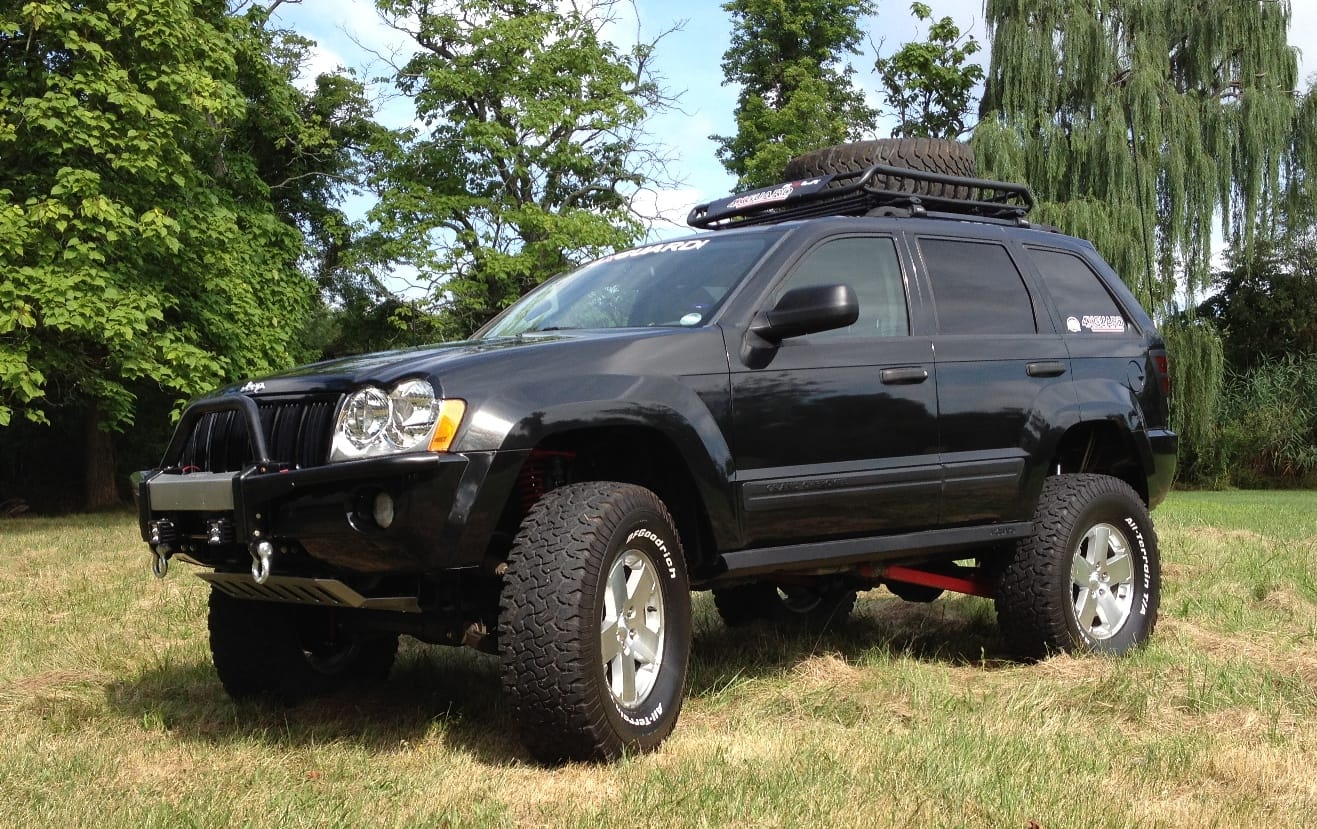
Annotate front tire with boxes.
[499,482,691,763]
[995,474,1160,659]
[208,589,398,702]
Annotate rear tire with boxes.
[783,138,976,199]
[995,475,1160,659]
[208,589,398,702]
[499,482,691,763]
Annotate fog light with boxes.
[373,492,395,529]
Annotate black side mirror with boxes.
[752,284,859,343]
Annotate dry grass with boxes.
[1,492,1316,828]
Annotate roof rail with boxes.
[687,163,1035,230]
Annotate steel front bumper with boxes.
[135,451,502,574]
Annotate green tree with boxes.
[0,1,360,507]
[1202,233,1317,370]
[973,0,1317,479]
[370,0,672,338]
[714,0,875,189]
[875,2,984,139]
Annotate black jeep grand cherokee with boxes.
[134,139,1176,763]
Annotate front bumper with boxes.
[136,451,493,573]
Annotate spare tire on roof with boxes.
[782,138,976,199]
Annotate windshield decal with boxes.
[596,239,709,264]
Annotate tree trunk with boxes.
[83,407,120,509]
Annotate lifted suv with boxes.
[134,139,1176,763]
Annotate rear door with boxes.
[916,234,1073,524]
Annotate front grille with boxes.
[175,396,338,472]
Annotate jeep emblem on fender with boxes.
[239,381,265,394]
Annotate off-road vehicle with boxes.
[133,138,1176,763]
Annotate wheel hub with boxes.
[600,548,666,708]
[1070,522,1136,641]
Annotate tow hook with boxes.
[150,545,171,579]
[250,540,274,584]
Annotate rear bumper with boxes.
[135,451,504,574]
[1146,429,1178,509]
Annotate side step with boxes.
[197,571,421,613]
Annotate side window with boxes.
[920,238,1037,334]
[774,237,909,338]
[1028,247,1130,335]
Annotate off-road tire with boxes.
[712,581,856,632]
[782,138,977,199]
[499,482,691,763]
[995,474,1160,659]
[208,589,398,702]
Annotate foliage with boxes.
[0,1,377,506]
[1201,222,1317,371]
[974,0,1314,314]
[973,0,1316,480]
[0,1,324,428]
[1214,357,1317,487]
[713,0,875,189]
[875,2,984,139]
[226,11,389,303]
[1161,319,1225,483]
[370,0,671,339]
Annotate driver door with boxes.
[729,234,940,547]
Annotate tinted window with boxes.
[1028,248,1130,335]
[775,237,909,338]
[920,238,1037,334]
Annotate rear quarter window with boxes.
[1028,247,1132,335]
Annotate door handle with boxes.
[881,367,929,385]
[1026,361,1067,378]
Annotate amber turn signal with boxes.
[428,399,466,452]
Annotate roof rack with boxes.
[687,163,1036,231]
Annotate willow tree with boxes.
[973,0,1315,474]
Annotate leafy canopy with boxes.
[714,0,875,188]
[371,0,673,338]
[875,2,984,139]
[0,1,336,431]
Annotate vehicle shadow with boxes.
[104,645,524,765]
[685,592,1015,697]
[104,593,1014,765]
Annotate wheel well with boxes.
[1050,422,1148,503]
[495,427,717,572]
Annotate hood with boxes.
[215,329,691,397]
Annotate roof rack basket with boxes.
[687,163,1035,231]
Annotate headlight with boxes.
[340,387,391,449]
[330,380,464,462]
[387,379,442,450]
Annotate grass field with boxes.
[1,491,1315,828]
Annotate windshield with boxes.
[478,234,777,338]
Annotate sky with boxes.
[271,0,1317,242]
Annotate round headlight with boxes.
[341,387,391,448]
[386,379,440,449]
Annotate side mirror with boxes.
[751,284,859,343]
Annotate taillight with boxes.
[1152,353,1170,397]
